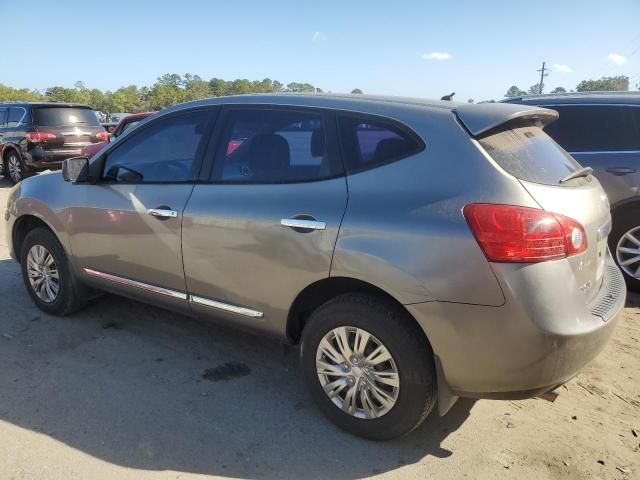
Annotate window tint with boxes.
[479,126,582,185]
[212,108,341,183]
[34,107,100,127]
[0,109,7,127]
[543,105,640,152]
[103,111,209,183]
[7,108,24,127]
[338,116,423,172]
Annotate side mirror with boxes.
[62,156,90,183]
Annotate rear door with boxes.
[542,104,640,206]
[182,106,347,334]
[478,124,612,302]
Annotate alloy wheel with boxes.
[26,244,60,303]
[616,226,640,280]
[8,153,23,183]
[315,326,400,419]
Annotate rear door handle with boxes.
[280,218,326,231]
[606,167,637,175]
[147,208,178,219]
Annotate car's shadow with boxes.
[0,253,475,479]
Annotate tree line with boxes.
[503,75,634,99]
[0,74,364,113]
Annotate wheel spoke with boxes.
[372,370,400,388]
[342,384,358,415]
[620,255,640,266]
[369,382,396,410]
[625,232,640,247]
[360,388,377,419]
[333,327,353,360]
[323,379,347,399]
[365,345,392,366]
[319,338,345,365]
[317,360,349,377]
[353,329,370,357]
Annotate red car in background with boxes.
[81,111,155,158]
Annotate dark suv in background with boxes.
[505,92,640,290]
[0,102,108,184]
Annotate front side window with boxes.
[7,108,24,127]
[211,108,341,183]
[102,111,209,183]
[338,115,424,173]
[543,105,640,152]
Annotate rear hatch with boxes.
[32,106,106,152]
[457,105,612,303]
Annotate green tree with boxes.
[528,83,542,95]
[576,75,629,92]
[0,84,42,102]
[286,82,316,93]
[351,88,363,94]
[467,98,474,103]
[504,85,527,97]
[550,86,567,94]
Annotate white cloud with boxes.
[608,52,627,65]
[553,63,573,73]
[312,31,327,42]
[421,52,452,61]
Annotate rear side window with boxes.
[211,108,342,183]
[0,109,7,127]
[479,126,582,185]
[543,105,640,152]
[34,107,100,127]
[7,108,24,127]
[338,116,424,173]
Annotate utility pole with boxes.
[537,61,551,94]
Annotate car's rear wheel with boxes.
[20,228,88,315]
[301,293,436,441]
[6,150,27,184]
[610,209,640,292]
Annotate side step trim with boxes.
[83,268,188,300]
[190,295,265,320]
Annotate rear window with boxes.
[543,105,640,152]
[34,107,100,127]
[479,126,582,185]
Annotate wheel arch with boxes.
[12,214,64,263]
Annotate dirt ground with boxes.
[0,177,638,480]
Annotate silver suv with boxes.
[4,95,626,440]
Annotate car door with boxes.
[543,104,640,205]
[182,106,348,335]
[67,108,217,311]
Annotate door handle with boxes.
[280,218,326,231]
[147,208,178,219]
[606,167,637,175]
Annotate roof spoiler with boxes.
[453,103,559,138]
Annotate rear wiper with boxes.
[559,166,593,184]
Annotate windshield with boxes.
[479,126,582,185]
[34,107,100,127]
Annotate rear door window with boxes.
[34,107,100,127]
[543,105,640,152]
[479,126,582,185]
[211,108,342,183]
[7,108,24,127]
[0,109,7,128]
[338,115,424,173]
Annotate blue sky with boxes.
[1,0,639,101]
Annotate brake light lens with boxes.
[25,132,57,143]
[96,131,110,142]
[463,204,587,263]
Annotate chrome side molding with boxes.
[190,295,264,320]
[82,268,264,319]
[83,268,188,299]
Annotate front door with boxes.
[68,109,215,310]
[182,106,348,334]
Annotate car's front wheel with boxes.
[20,228,88,315]
[301,293,437,440]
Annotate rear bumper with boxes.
[407,252,625,398]
[24,148,86,170]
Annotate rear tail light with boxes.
[463,204,587,263]
[25,132,57,143]
[96,131,110,142]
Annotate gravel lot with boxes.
[0,177,638,480]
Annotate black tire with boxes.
[301,293,437,441]
[609,207,640,292]
[5,150,29,184]
[20,228,89,315]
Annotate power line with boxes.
[537,61,551,94]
